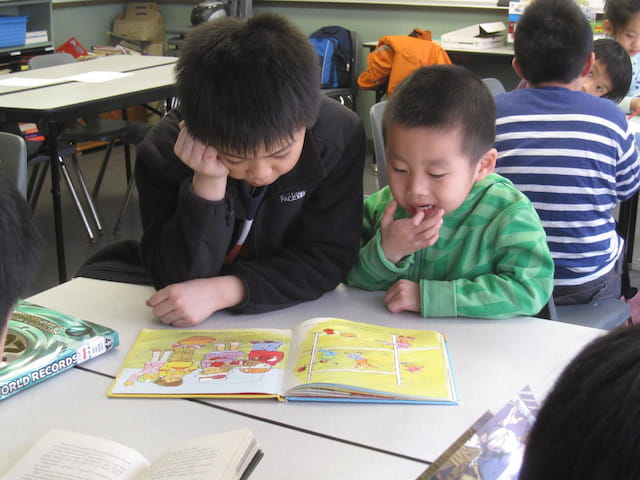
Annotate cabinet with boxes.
[0,0,53,71]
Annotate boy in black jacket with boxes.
[136,14,366,327]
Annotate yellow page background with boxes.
[283,318,452,399]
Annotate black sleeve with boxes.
[135,110,236,289]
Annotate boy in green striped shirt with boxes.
[347,65,554,319]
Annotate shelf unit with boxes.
[0,0,53,71]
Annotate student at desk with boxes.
[494,0,640,307]
[346,65,554,319]
[135,14,366,327]
[0,172,41,356]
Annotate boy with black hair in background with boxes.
[347,65,553,319]
[136,14,366,327]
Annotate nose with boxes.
[249,160,273,185]
[407,173,429,197]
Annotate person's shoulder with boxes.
[314,96,361,131]
[477,173,535,207]
[309,96,364,155]
[137,109,190,178]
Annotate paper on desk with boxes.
[64,71,134,83]
[0,77,62,87]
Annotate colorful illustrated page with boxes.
[110,328,291,397]
[284,318,454,399]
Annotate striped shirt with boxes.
[346,174,554,319]
[495,87,640,286]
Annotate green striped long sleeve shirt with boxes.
[346,173,554,319]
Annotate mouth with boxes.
[410,204,437,216]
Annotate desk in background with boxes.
[0,55,177,283]
[27,278,603,464]
[362,40,517,101]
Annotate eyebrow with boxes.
[221,141,294,160]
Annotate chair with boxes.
[369,100,388,189]
[544,295,630,329]
[0,131,27,198]
[482,77,506,95]
[28,52,151,235]
[321,29,362,112]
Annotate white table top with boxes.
[0,55,177,95]
[0,368,427,479]
[27,278,604,463]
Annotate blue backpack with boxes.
[309,26,352,89]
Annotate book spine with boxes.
[0,349,78,401]
[76,331,119,364]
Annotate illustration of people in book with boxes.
[346,351,377,369]
[125,349,172,385]
[318,349,337,363]
[126,336,215,386]
[199,340,285,381]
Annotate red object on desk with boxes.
[56,37,89,59]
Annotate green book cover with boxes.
[0,300,119,401]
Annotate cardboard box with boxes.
[113,2,165,43]
[440,22,506,50]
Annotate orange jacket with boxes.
[358,30,452,97]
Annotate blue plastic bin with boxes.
[0,16,27,48]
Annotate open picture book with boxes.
[3,428,262,480]
[0,300,119,401]
[108,317,458,404]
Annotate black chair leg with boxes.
[92,139,116,199]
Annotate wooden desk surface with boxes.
[0,368,427,479]
[28,278,603,463]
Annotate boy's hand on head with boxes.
[174,122,229,201]
[384,279,421,313]
[380,200,444,264]
[146,276,246,327]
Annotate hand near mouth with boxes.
[380,200,445,264]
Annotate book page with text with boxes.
[143,429,257,480]
[4,429,149,480]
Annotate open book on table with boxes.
[3,428,262,480]
[0,300,119,401]
[108,317,458,404]
[417,386,539,479]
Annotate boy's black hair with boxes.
[176,13,321,157]
[0,172,41,328]
[382,64,495,163]
[519,324,640,480]
[515,0,593,85]
[594,38,632,102]
[605,0,640,32]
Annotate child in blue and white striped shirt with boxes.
[495,0,640,306]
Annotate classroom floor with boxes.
[26,145,640,298]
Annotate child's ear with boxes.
[603,19,614,36]
[474,148,497,181]
[512,57,525,79]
